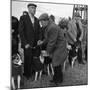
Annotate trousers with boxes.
[53,65,63,83]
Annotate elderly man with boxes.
[66,12,84,64]
[18,3,41,79]
[39,13,67,84]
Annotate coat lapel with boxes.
[27,13,35,32]
[33,17,37,31]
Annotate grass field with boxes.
[22,60,88,89]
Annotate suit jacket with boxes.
[43,22,67,67]
[18,13,41,48]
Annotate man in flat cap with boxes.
[18,3,41,79]
[27,3,37,8]
[66,12,85,64]
[39,13,68,84]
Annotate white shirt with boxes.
[29,13,34,24]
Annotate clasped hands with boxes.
[25,40,43,49]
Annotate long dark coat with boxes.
[44,22,68,67]
[18,13,41,77]
[18,13,41,48]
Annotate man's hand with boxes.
[37,40,43,45]
[25,44,30,49]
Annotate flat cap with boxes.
[39,13,49,21]
[27,3,37,8]
[74,12,81,17]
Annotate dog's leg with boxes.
[17,75,21,89]
[72,56,77,68]
[63,60,66,71]
[11,77,15,90]
[47,64,50,76]
[35,72,38,81]
[39,71,42,79]
[63,56,68,71]
[50,63,54,76]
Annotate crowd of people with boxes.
[11,3,88,89]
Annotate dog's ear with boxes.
[18,58,22,65]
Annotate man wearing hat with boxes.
[66,12,84,64]
[39,13,68,84]
[18,3,41,79]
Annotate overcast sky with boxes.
[12,1,74,24]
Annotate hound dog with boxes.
[11,53,23,90]
[42,50,54,76]
[32,45,44,81]
[63,43,78,71]
[33,45,54,81]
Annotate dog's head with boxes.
[41,50,49,57]
[12,54,22,66]
[39,50,49,64]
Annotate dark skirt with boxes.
[53,65,63,83]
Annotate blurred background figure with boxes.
[66,12,85,64]
[49,15,55,22]
[81,19,88,62]
[11,16,20,89]
[68,16,71,21]
[23,11,28,16]
[58,18,68,38]
[12,16,19,56]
